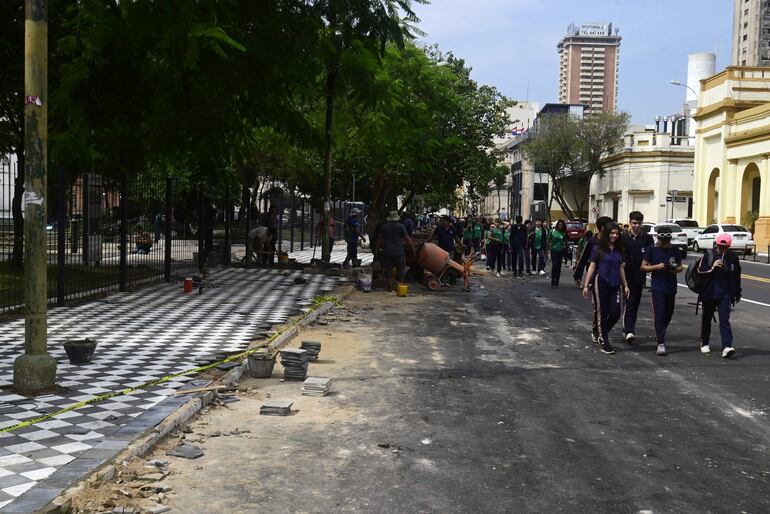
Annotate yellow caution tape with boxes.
[0,295,340,434]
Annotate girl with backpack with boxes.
[695,233,742,358]
[640,226,683,356]
[582,222,630,355]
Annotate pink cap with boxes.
[716,233,732,247]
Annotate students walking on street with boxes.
[509,216,527,278]
[696,233,742,358]
[582,222,630,355]
[549,220,567,287]
[531,218,548,276]
[640,226,683,356]
[486,219,504,276]
[621,211,654,343]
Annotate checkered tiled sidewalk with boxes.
[0,267,336,512]
[286,245,374,266]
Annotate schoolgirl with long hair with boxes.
[582,222,630,354]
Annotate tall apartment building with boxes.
[557,23,621,114]
[732,0,770,66]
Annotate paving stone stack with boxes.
[259,399,293,416]
[279,348,309,380]
[302,377,333,397]
[300,340,322,361]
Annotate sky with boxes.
[412,0,733,124]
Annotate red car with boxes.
[565,220,586,242]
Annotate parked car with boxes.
[565,220,586,243]
[665,218,701,246]
[641,222,688,258]
[693,224,755,254]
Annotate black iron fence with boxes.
[0,156,364,315]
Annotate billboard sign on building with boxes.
[578,23,610,37]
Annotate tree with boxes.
[308,0,424,261]
[524,110,629,219]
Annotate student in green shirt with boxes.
[472,219,483,253]
[462,220,473,256]
[549,219,568,287]
[503,223,512,271]
[531,218,548,275]
[486,219,504,275]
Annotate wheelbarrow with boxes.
[408,242,479,290]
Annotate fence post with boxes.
[56,166,65,305]
[197,184,204,274]
[82,174,90,264]
[244,186,252,265]
[290,190,295,253]
[119,175,128,291]
[300,197,305,251]
[277,193,284,254]
[224,184,231,266]
[164,177,172,282]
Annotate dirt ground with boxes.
[69,290,420,513]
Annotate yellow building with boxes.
[693,66,770,248]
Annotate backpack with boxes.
[685,250,712,295]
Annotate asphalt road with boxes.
[155,270,770,513]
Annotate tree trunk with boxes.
[321,62,337,263]
[10,146,25,268]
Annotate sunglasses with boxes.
[657,233,672,239]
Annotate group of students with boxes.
[458,216,574,288]
[574,212,741,358]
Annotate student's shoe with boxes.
[600,342,615,354]
[496,272,501,277]
[539,270,546,276]
[591,331,599,344]
[625,332,635,344]
[656,344,667,356]
[700,344,711,354]
[722,347,736,359]
[527,271,534,276]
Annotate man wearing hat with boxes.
[343,208,366,267]
[696,232,742,358]
[377,211,415,291]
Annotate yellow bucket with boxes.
[396,283,408,297]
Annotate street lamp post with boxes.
[669,79,698,98]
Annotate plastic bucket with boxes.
[63,339,98,364]
[247,355,276,378]
[396,283,408,297]
[184,277,193,293]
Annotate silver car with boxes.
[693,224,756,254]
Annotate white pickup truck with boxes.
[665,218,701,247]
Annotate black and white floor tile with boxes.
[0,267,336,511]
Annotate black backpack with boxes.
[685,250,712,295]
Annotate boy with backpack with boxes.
[640,226,682,356]
[690,233,742,358]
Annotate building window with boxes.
[742,59,747,65]
[745,9,749,15]
[744,34,748,41]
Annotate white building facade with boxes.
[0,153,18,222]
[591,127,694,224]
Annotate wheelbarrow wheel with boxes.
[425,275,441,291]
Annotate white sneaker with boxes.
[625,332,635,343]
[539,270,545,276]
[700,344,711,354]
[722,347,736,359]
[496,272,501,277]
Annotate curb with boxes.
[38,285,354,514]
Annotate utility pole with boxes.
[14,0,57,395]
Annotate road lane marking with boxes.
[676,283,770,307]
[681,264,770,284]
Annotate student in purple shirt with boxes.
[641,226,683,356]
[582,222,630,355]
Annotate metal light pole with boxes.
[14,0,57,395]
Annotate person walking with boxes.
[486,219,504,276]
[343,208,366,267]
[582,222,630,355]
[523,219,533,275]
[376,211,415,292]
[509,216,527,278]
[640,226,683,356]
[153,213,164,243]
[430,216,460,255]
[472,217,483,254]
[462,220,474,257]
[503,222,512,271]
[549,219,567,287]
[531,218,548,276]
[574,217,611,287]
[621,211,654,344]
[696,233,742,358]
